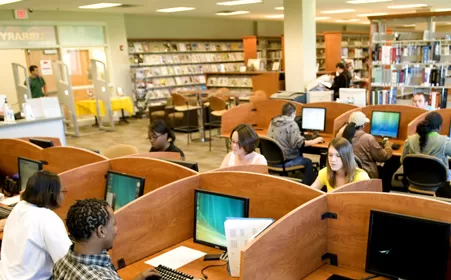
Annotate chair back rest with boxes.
[208,96,227,111]
[171,93,188,107]
[403,154,448,188]
[103,144,139,159]
[258,136,286,165]
[250,90,267,103]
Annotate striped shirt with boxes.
[52,245,121,280]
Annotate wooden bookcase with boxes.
[242,36,284,71]
[317,33,326,72]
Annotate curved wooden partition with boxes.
[128,151,182,161]
[0,139,43,176]
[210,164,268,174]
[332,107,361,136]
[242,195,328,280]
[253,100,303,132]
[109,157,198,194]
[221,102,254,137]
[43,146,108,174]
[56,160,110,220]
[19,137,62,146]
[407,108,451,136]
[304,102,359,135]
[361,105,427,140]
[327,192,451,271]
[329,179,382,193]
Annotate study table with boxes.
[303,264,387,280]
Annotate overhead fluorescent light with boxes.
[216,10,249,15]
[403,24,416,27]
[217,0,261,6]
[388,4,428,9]
[266,14,284,18]
[79,3,122,9]
[321,9,356,14]
[336,19,360,22]
[357,12,388,17]
[435,8,451,12]
[0,0,22,5]
[156,7,195,13]
[346,0,392,3]
[274,6,284,10]
[315,16,331,20]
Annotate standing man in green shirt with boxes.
[27,65,47,98]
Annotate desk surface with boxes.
[117,239,231,280]
[303,264,388,279]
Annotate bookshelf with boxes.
[128,39,245,113]
[317,33,326,72]
[242,36,284,71]
[368,11,451,107]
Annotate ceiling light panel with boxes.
[79,3,122,9]
[0,0,22,5]
[321,9,356,14]
[315,17,331,20]
[388,4,428,9]
[274,6,284,10]
[216,11,250,15]
[217,0,261,6]
[266,14,284,18]
[357,12,388,17]
[156,7,195,12]
[347,0,393,3]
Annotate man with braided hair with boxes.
[53,199,160,280]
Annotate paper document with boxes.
[1,195,20,206]
[145,246,207,269]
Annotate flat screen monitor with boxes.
[194,189,249,250]
[163,159,199,172]
[366,210,451,279]
[104,171,145,211]
[369,111,401,138]
[18,157,43,191]
[301,107,326,132]
[339,88,366,107]
[29,138,54,149]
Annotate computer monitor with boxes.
[369,111,401,138]
[301,107,326,132]
[339,88,367,107]
[29,138,54,149]
[194,189,249,250]
[366,210,451,279]
[163,159,199,172]
[104,171,145,211]
[18,157,43,191]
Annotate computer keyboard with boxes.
[392,143,401,150]
[0,206,12,219]
[155,265,202,280]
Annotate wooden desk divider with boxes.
[361,105,427,140]
[109,157,198,194]
[0,139,43,176]
[332,107,361,136]
[43,146,108,174]
[303,102,359,136]
[253,100,303,132]
[210,165,268,174]
[329,179,382,193]
[408,108,451,136]
[128,152,183,161]
[221,102,255,137]
[19,136,62,146]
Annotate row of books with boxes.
[373,31,451,42]
[129,42,243,53]
[135,86,206,100]
[372,65,450,86]
[342,40,369,47]
[135,75,206,89]
[342,48,366,59]
[370,89,397,105]
[259,41,282,50]
[131,52,244,65]
[373,43,450,64]
[207,77,252,88]
[257,51,282,60]
[133,63,243,77]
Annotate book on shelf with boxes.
[370,89,397,105]
[207,76,253,88]
[372,65,450,87]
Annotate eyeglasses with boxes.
[229,139,240,146]
[148,133,162,140]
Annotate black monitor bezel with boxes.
[18,157,43,191]
[29,138,54,149]
[104,170,145,211]
[301,107,327,132]
[365,210,451,279]
[369,110,401,139]
[193,189,249,250]
[164,159,199,172]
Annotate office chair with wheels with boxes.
[258,136,306,180]
[403,154,449,196]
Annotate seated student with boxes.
[53,199,159,280]
[339,111,393,178]
[0,171,71,280]
[311,138,370,192]
[412,92,434,110]
[330,62,350,100]
[220,124,267,168]
[149,119,185,160]
[402,112,451,180]
[268,103,324,184]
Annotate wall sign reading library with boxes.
[0,26,56,48]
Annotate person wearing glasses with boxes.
[220,124,267,168]
[149,119,185,160]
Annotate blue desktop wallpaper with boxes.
[106,173,142,210]
[370,111,400,138]
[195,192,246,248]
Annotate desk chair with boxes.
[103,144,138,159]
[206,96,228,151]
[259,136,306,180]
[170,93,201,145]
[149,98,184,129]
[403,154,449,196]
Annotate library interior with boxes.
[1,0,451,279]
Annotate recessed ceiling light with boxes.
[216,10,249,15]
[79,3,122,9]
[0,0,22,5]
[435,8,451,12]
[217,0,261,6]
[346,0,392,3]
[403,24,416,27]
[315,16,331,20]
[357,12,388,17]
[321,9,356,14]
[156,7,195,13]
[336,19,360,22]
[274,6,284,10]
[388,4,428,9]
[266,14,284,18]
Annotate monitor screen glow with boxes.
[105,171,145,211]
[301,107,326,131]
[18,157,42,191]
[370,111,401,138]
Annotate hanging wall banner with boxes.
[0,26,57,48]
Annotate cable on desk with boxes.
[201,262,227,279]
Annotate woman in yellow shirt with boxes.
[311,137,370,192]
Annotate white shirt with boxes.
[220,151,267,168]
[0,201,71,280]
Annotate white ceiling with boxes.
[1,0,451,24]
